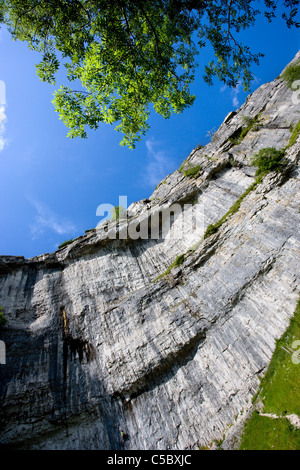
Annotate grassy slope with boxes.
[239,297,300,450]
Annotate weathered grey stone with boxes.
[0,52,299,450]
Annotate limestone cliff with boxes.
[0,52,299,450]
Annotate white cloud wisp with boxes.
[29,198,77,240]
[220,81,242,109]
[145,138,176,188]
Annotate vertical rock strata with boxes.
[0,52,300,449]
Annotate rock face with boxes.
[0,52,300,450]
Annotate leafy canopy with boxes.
[0,0,299,148]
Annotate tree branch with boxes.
[134,2,181,82]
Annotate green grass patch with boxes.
[229,114,260,146]
[203,146,287,240]
[183,164,201,178]
[239,296,300,450]
[257,297,300,416]
[203,177,262,239]
[204,223,219,238]
[287,120,300,148]
[58,239,74,249]
[281,61,300,89]
[179,160,201,178]
[239,412,300,450]
[153,254,185,282]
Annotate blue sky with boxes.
[0,6,299,259]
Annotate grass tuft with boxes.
[239,296,300,450]
[229,114,260,146]
[179,160,201,178]
[281,61,300,89]
[287,120,300,148]
[203,177,261,239]
[154,254,185,281]
[58,239,74,249]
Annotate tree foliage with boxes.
[0,0,299,148]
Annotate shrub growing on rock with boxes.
[281,61,300,89]
[251,147,286,176]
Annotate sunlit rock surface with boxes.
[0,52,299,450]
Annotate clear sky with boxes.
[0,5,299,259]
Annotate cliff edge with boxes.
[0,52,299,450]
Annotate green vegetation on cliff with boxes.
[288,120,300,148]
[251,147,287,176]
[58,239,74,249]
[0,306,7,328]
[239,296,300,450]
[281,61,300,89]
[203,176,262,239]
